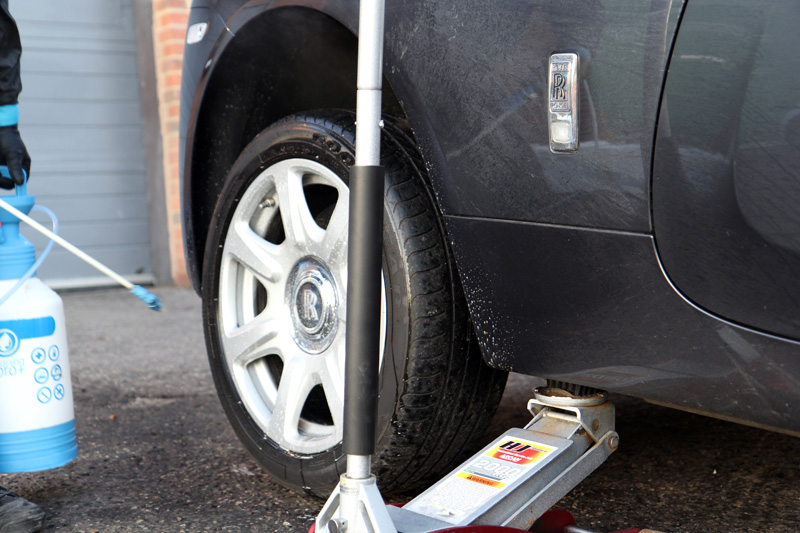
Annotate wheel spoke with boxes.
[274,163,325,252]
[320,343,346,429]
[319,198,350,270]
[222,314,284,370]
[225,221,286,291]
[268,355,318,443]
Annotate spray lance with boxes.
[0,169,162,311]
[0,168,160,473]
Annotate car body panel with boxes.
[382,0,682,232]
[180,5,225,289]
[181,0,684,279]
[180,0,800,435]
[445,215,800,435]
[653,0,800,341]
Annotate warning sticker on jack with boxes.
[461,438,555,488]
[489,438,555,466]
[404,435,557,524]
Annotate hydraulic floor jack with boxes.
[315,382,623,533]
[312,2,652,532]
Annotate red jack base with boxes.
[308,509,648,533]
[309,524,528,533]
[530,509,647,533]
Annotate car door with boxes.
[652,0,800,341]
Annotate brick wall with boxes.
[152,0,191,286]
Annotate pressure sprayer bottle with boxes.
[0,174,78,473]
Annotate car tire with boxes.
[201,110,507,497]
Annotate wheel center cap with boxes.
[288,258,338,354]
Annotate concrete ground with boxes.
[2,287,799,532]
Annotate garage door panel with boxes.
[22,73,140,101]
[33,246,153,284]
[24,220,150,249]
[13,0,129,28]
[24,49,138,77]
[27,195,148,223]
[25,101,144,127]
[33,157,145,174]
[30,173,147,197]
[24,36,134,54]
[13,0,152,286]
[21,126,144,160]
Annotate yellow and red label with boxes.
[404,435,560,524]
[488,439,555,465]
[454,437,556,491]
[457,472,506,488]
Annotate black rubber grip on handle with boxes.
[343,165,385,457]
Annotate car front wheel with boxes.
[201,111,507,496]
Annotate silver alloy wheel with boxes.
[217,158,386,455]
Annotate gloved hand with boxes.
[0,124,30,189]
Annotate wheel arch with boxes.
[185,5,407,292]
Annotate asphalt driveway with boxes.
[2,287,798,532]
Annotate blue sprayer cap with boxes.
[0,168,35,280]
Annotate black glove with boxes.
[0,124,31,189]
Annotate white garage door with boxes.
[12,0,152,288]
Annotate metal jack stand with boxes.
[314,0,395,532]
[314,1,621,531]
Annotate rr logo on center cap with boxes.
[297,283,323,330]
[302,287,319,322]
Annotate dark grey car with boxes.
[179,0,800,497]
